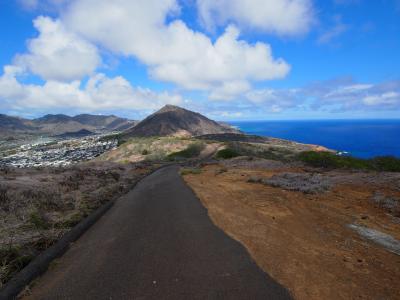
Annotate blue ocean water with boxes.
[229,119,400,159]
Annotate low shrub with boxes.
[29,211,50,230]
[371,192,400,216]
[298,151,400,172]
[216,142,289,161]
[215,167,228,175]
[168,143,205,160]
[56,212,84,228]
[0,246,33,287]
[180,168,202,175]
[0,187,10,211]
[369,156,400,172]
[215,148,240,159]
[247,176,263,183]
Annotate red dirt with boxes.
[184,164,400,300]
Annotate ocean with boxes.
[229,119,400,159]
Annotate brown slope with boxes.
[123,105,239,138]
[0,114,34,132]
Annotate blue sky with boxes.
[0,0,399,120]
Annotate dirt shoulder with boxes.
[183,159,400,300]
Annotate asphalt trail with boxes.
[25,166,291,299]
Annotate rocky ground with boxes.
[183,157,400,300]
[0,161,157,288]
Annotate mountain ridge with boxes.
[0,113,136,136]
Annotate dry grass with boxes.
[0,161,155,288]
[99,136,194,163]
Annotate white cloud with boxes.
[0,66,183,112]
[209,80,251,100]
[306,79,400,110]
[317,15,348,45]
[197,0,314,35]
[62,0,290,94]
[14,16,101,81]
[245,88,302,112]
[215,79,400,114]
[18,0,70,11]
[18,0,39,10]
[363,92,400,106]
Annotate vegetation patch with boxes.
[180,167,202,175]
[29,211,50,230]
[216,142,291,161]
[100,136,193,163]
[250,173,332,194]
[368,156,400,172]
[371,192,400,217]
[168,142,205,160]
[215,148,240,159]
[0,161,155,287]
[298,151,400,172]
[215,167,228,175]
[0,246,33,287]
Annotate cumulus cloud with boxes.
[0,66,183,113]
[62,0,289,95]
[12,0,396,118]
[196,0,314,35]
[209,80,251,101]
[14,16,101,81]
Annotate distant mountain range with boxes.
[123,105,239,138]
[0,113,136,136]
[1,105,239,138]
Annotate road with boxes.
[24,166,291,299]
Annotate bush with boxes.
[0,246,33,287]
[0,187,10,211]
[215,167,228,175]
[369,156,400,172]
[217,142,289,161]
[168,143,205,160]
[141,149,149,155]
[298,151,400,172]
[298,151,365,169]
[58,212,84,228]
[215,148,240,159]
[29,211,50,230]
[180,168,202,175]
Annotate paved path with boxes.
[25,166,291,299]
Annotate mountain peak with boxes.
[157,104,185,114]
[123,105,239,138]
